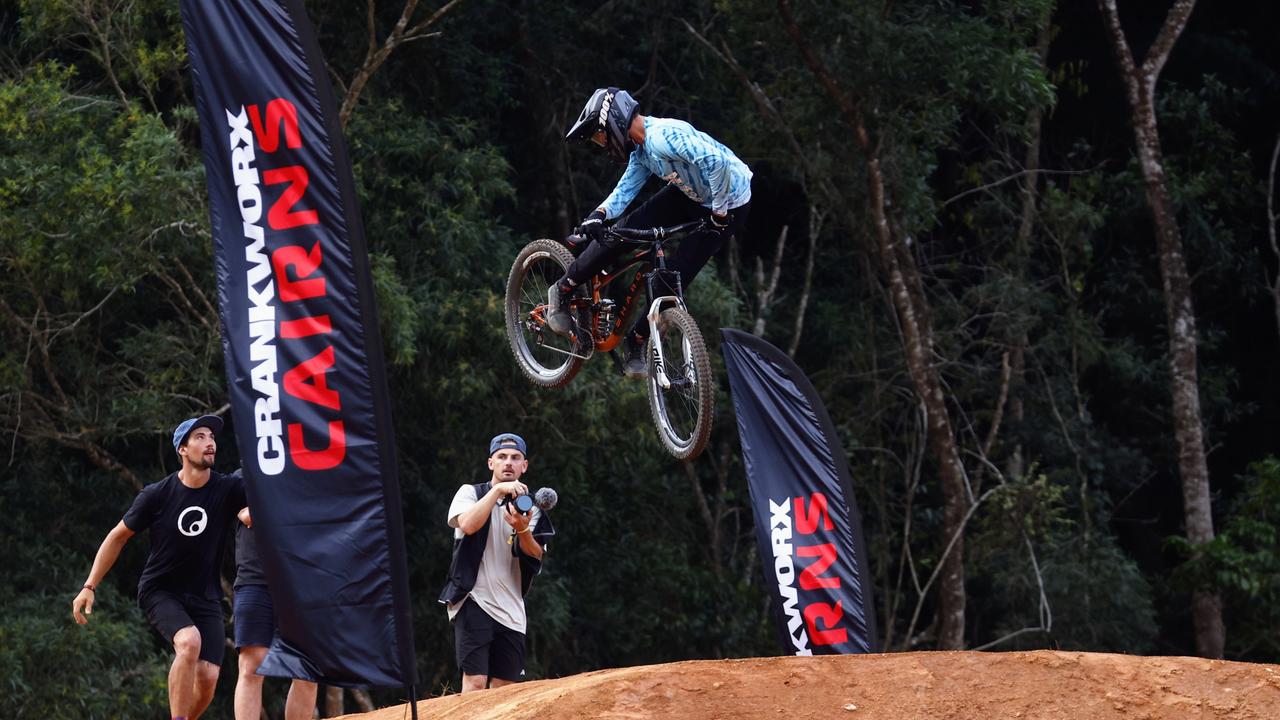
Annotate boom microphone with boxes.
[534,487,558,511]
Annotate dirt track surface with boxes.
[342,650,1280,720]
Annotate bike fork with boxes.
[645,296,683,389]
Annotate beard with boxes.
[189,453,216,470]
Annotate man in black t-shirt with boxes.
[72,415,246,720]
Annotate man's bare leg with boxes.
[169,626,201,718]
[190,660,220,719]
[285,679,319,720]
[461,673,488,693]
[234,645,268,720]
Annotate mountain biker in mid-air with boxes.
[551,87,753,379]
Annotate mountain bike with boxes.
[504,220,713,462]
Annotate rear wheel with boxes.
[505,239,585,388]
[646,307,714,461]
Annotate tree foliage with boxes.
[1,0,1277,715]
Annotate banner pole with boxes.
[410,684,419,720]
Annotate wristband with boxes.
[83,584,95,592]
[518,527,532,534]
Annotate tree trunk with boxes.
[777,0,969,649]
[1267,132,1280,339]
[1097,0,1223,658]
[1004,10,1053,489]
[1135,108,1224,658]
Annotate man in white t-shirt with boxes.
[440,433,548,693]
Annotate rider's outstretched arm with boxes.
[72,521,135,624]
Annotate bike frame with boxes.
[583,220,704,387]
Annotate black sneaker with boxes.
[546,282,573,336]
[622,334,648,381]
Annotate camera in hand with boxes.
[502,494,535,514]
[498,487,558,514]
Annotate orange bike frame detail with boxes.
[587,250,649,352]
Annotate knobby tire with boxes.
[646,307,714,461]
[505,239,584,388]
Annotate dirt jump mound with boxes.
[342,650,1280,719]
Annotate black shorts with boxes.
[139,590,226,666]
[453,598,525,682]
[233,584,276,649]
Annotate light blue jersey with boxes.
[599,116,753,219]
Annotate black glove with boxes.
[575,209,607,242]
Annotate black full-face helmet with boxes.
[565,87,639,162]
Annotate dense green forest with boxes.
[2,0,1278,717]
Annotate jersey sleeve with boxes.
[121,484,158,532]
[446,484,478,528]
[600,152,649,219]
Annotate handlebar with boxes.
[605,219,706,242]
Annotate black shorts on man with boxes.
[453,598,525,682]
[233,523,279,648]
[141,590,226,665]
[233,584,276,649]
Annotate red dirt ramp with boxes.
[341,650,1280,720]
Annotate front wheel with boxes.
[646,307,714,461]
[505,239,584,388]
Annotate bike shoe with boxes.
[622,334,648,381]
[546,282,573,336]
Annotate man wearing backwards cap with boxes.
[72,415,247,720]
[439,433,552,693]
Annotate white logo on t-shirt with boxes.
[177,506,208,537]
